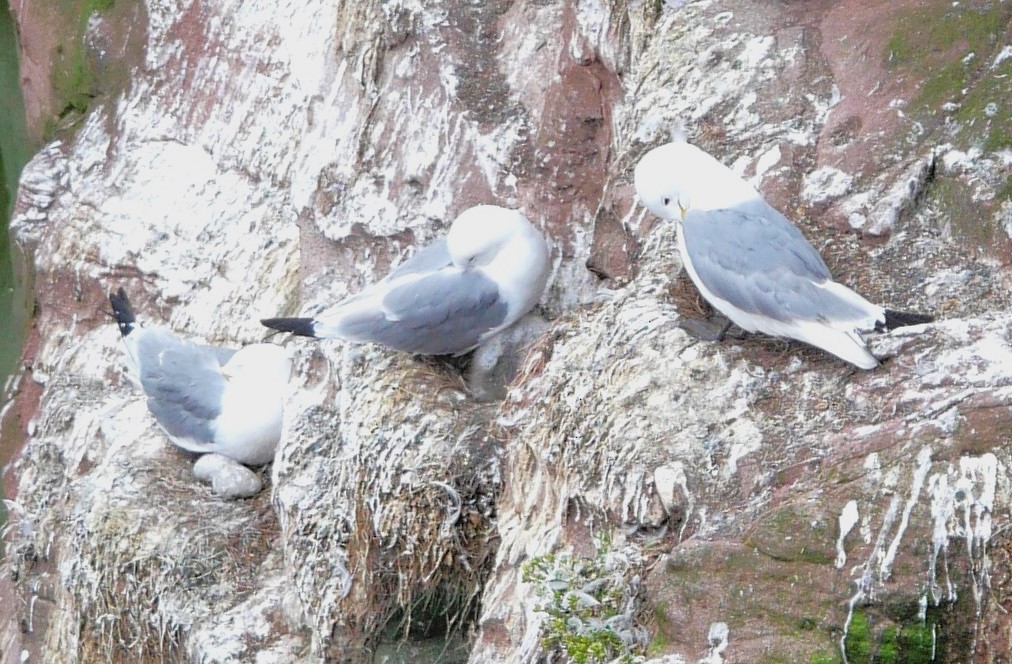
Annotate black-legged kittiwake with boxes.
[634,140,932,370]
[110,288,292,466]
[261,204,551,356]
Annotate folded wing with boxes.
[134,329,226,448]
[683,206,878,327]
[330,267,508,355]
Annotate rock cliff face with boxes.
[3,0,1011,662]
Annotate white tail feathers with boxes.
[794,322,878,370]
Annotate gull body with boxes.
[634,141,930,369]
[262,204,552,356]
[110,289,292,465]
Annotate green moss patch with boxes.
[884,4,1006,70]
[809,653,840,664]
[48,1,99,132]
[928,176,995,255]
[45,0,139,139]
[842,608,940,664]
[884,2,1012,151]
[744,503,835,566]
[844,610,873,664]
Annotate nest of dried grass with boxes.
[57,451,279,663]
[274,347,504,658]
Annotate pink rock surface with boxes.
[2,0,1010,662]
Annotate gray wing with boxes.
[683,206,868,323]
[385,237,452,281]
[331,238,453,312]
[337,268,509,355]
[134,329,224,445]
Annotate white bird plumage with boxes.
[634,140,930,369]
[110,288,292,465]
[262,204,551,356]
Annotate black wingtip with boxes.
[883,309,935,330]
[108,287,136,337]
[261,317,318,337]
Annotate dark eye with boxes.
[662,197,672,206]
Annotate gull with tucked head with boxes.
[109,288,292,466]
[634,140,932,370]
[262,204,551,356]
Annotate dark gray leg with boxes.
[678,313,736,342]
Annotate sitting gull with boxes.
[110,288,292,466]
[262,204,551,356]
[634,140,932,369]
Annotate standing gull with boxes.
[262,204,551,356]
[110,288,292,466]
[634,140,932,369]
